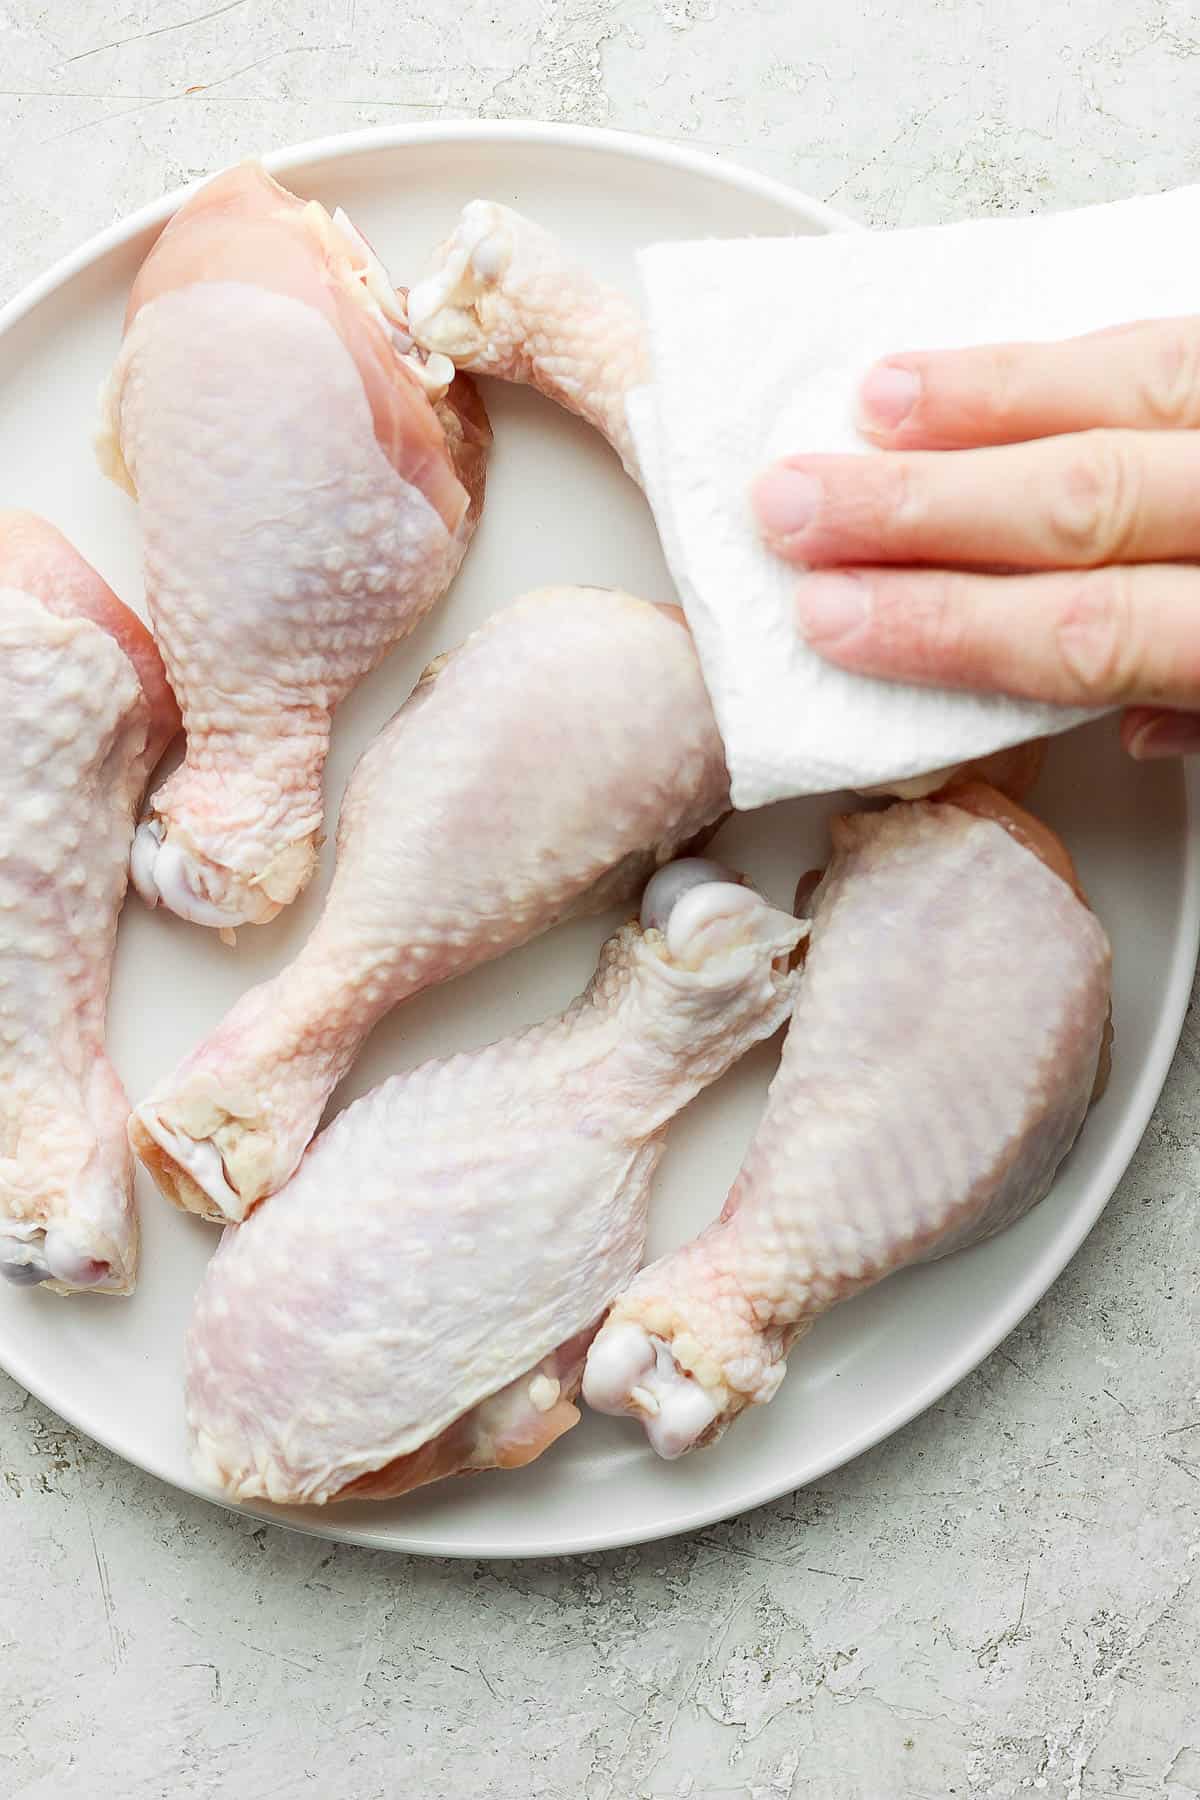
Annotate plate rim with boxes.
[2,121,1195,1559]
[0,119,858,345]
[144,759,1200,1558]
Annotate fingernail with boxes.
[1127,713,1200,759]
[859,362,921,432]
[794,572,871,644]
[754,467,822,542]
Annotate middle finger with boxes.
[755,428,1200,571]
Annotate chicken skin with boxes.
[584,786,1112,1456]
[100,161,490,931]
[131,586,732,1225]
[409,202,1044,806]
[409,199,647,478]
[185,861,804,1505]
[0,513,178,1295]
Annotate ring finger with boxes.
[790,560,1200,709]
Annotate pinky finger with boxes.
[1122,707,1200,759]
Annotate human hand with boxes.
[752,318,1200,758]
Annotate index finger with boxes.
[859,316,1200,450]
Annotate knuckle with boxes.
[1135,322,1200,427]
[1044,433,1140,563]
[876,571,970,678]
[916,344,1028,445]
[1053,571,1139,703]
[873,456,923,547]
[821,458,923,562]
[970,344,1026,436]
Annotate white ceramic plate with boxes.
[0,124,1196,1558]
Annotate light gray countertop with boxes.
[3,5,1199,1796]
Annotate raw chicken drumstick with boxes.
[100,161,490,931]
[408,202,1043,806]
[185,858,805,1505]
[408,200,648,477]
[0,513,178,1295]
[584,784,1113,1457]
[130,586,732,1225]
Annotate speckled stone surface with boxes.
[3,5,1200,1796]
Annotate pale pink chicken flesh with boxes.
[409,202,1046,803]
[185,865,805,1505]
[0,513,178,1296]
[583,786,1113,1457]
[130,585,733,1224]
[101,161,490,930]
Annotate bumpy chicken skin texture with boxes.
[409,199,649,478]
[584,790,1112,1456]
[186,871,804,1506]
[0,514,178,1296]
[409,202,1046,806]
[101,161,490,931]
[131,585,733,1225]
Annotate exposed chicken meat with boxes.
[100,161,489,930]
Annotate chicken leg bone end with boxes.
[640,858,737,933]
[128,1104,243,1223]
[130,816,312,927]
[410,204,647,476]
[582,1322,721,1458]
[407,202,514,362]
[0,1219,131,1298]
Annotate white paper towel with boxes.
[627,184,1200,808]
